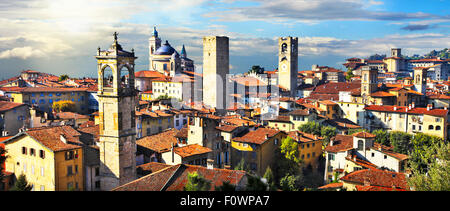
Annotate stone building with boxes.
[95,32,137,190]
[278,37,298,97]
[202,36,229,111]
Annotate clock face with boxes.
[281,64,287,72]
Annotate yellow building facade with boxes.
[2,127,84,191]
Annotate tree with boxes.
[408,133,443,173]
[407,141,450,191]
[298,122,321,136]
[248,65,265,75]
[10,174,32,191]
[263,166,277,191]
[279,174,302,191]
[234,158,249,172]
[389,131,412,154]
[245,174,268,191]
[59,74,69,81]
[52,100,76,113]
[320,126,336,146]
[183,171,211,191]
[345,67,354,81]
[372,129,390,146]
[280,137,301,164]
[215,181,236,191]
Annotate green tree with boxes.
[215,181,236,191]
[280,137,301,164]
[407,141,450,191]
[52,100,76,113]
[248,65,265,75]
[320,126,337,146]
[409,133,443,173]
[263,166,276,191]
[183,171,211,191]
[389,131,412,154]
[10,174,33,191]
[245,174,268,191]
[279,174,302,191]
[234,158,249,172]
[59,74,69,81]
[372,129,390,146]
[298,122,321,136]
[345,67,354,81]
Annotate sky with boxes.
[0,0,449,79]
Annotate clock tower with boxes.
[278,37,298,97]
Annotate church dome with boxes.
[154,40,176,55]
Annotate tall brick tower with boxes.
[202,36,229,110]
[361,66,378,104]
[278,37,298,97]
[96,32,137,191]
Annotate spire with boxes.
[180,44,187,58]
[152,26,158,37]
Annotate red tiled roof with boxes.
[370,91,396,98]
[340,169,408,190]
[352,131,376,139]
[136,128,179,153]
[0,101,26,112]
[113,163,246,191]
[135,70,165,78]
[318,182,343,190]
[233,127,283,145]
[20,126,83,152]
[15,87,88,93]
[365,105,449,117]
[174,144,212,158]
[56,112,90,120]
[324,135,354,153]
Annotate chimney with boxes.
[265,134,269,140]
[408,104,412,110]
[393,106,397,111]
[60,134,67,144]
[171,143,175,163]
[207,159,214,170]
[412,102,415,108]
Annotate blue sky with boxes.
[0,0,449,79]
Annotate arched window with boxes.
[436,126,441,131]
[103,65,114,88]
[429,125,434,130]
[357,140,364,150]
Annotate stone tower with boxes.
[202,36,229,110]
[278,37,298,97]
[361,66,378,104]
[391,48,401,57]
[96,32,137,191]
[149,26,161,71]
[414,67,427,95]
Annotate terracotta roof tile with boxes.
[233,127,283,145]
[174,144,212,158]
[324,134,354,153]
[0,101,26,112]
[19,126,83,152]
[136,128,179,153]
[340,169,408,190]
[365,105,449,117]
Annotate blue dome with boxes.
[154,40,176,55]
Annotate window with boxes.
[95,167,100,176]
[30,148,35,156]
[95,181,101,189]
[384,155,387,159]
[67,166,73,176]
[429,125,434,130]
[22,147,27,155]
[274,139,278,145]
[357,140,364,150]
[75,165,78,174]
[436,126,441,131]
[372,153,375,157]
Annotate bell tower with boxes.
[414,67,427,95]
[149,26,161,70]
[278,37,298,97]
[96,32,137,191]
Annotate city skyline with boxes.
[0,0,450,80]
